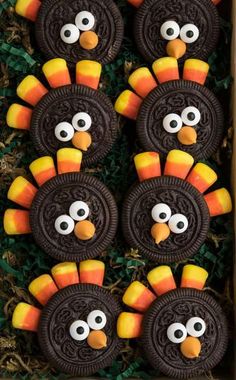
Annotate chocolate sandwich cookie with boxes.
[7,59,117,167]
[15,0,124,65]
[128,0,219,63]
[12,261,123,376]
[4,148,118,262]
[121,150,232,263]
[115,58,224,160]
[117,264,228,379]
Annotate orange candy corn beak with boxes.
[87,330,107,350]
[80,31,99,50]
[180,336,201,359]
[177,126,197,145]
[151,223,170,244]
[166,39,187,59]
[72,131,92,151]
[74,220,96,240]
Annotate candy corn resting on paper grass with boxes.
[0,0,234,378]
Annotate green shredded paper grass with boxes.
[0,0,234,379]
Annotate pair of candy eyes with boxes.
[55,201,90,235]
[163,106,201,134]
[55,112,92,142]
[167,317,206,344]
[161,21,199,44]
[152,203,188,234]
[60,11,95,44]
[70,310,106,341]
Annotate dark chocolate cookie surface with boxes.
[35,0,124,65]
[30,172,118,261]
[141,288,228,379]
[134,0,219,63]
[122,176,210,263]
[136,80,224,160]
[30,84,117,167]
[38,284,122,376]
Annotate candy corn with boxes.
[117,312,143,338]
[30,156,56,186]
[12,302,41,331]
[128,68,157,98]
[186,163,217,193]
[152,57,179,83]
[76,60,102,90]
[127,0,144,7]
[204,188,232,217]
[15,0,41,21]
[7,176,37,209]
[183,59,209,86]
[181,265,208,290]
[4,209,31,234]
[147,266,176,296]
[29,275,58,305]
[57,148,82,174]
[134,152,161,181]
[79,260,105,286]
[164,150,194,179]
[114,90,142,120]
[6,104,32,130]
[17,75,48,106]
[122,281,156,312]
[51,262,79,289]
[42,58,71,88]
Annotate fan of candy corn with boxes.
[3,148,82,235]
[115,57,209,120]
[134,149,232,218]
[117,264,208,338]
[7,58,102,152]
[12,260,105,332]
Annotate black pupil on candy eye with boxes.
[60,131,68,138]
[64,30,71,38]
[177,221,184,229]
[78,119,86,128]
[170,120,178,128]
[160,213,167,220]
[174,330,183,339]
[60,222,68,230]
[77,209,85,217]
[95,316,102,323]
[187,112,195,121]
[186,30,194,38]
[194,322,202,331]
[167,28,174,36]
[82,18,89,25]
[77,326,84,334]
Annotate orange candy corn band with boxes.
[57,148,82,174]
[12,303,41,332]
[204,188,232,217]
[128,68,157,98]
[43,58,71,88]
[15,0,41,22]
[183,59,209,86]
[17,75,48,106]
[134,152,161,181]
[51,262,79,289]
[147,266,177,296]
[114,90,142,120]
[30,156,56,186]
[122,281,156,312]
[76,60,102,90]
[117,312,143,338]
[164,150,194,179]
[4,209,31,235]
[181,265,208,290]
[7,176,37,209]
[7,104,32,130]
[152,57,179,83]
[29,275,58,305]
[186,163,217,193]
[79,260,105,286]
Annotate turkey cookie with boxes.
[7,59,117,167]
[115,58,224,160]
[117,264,228,379]
[12,260,122,376]
[127,0,220,63]
[15,0,123,65]
[3,148,118,262]
[122,150,232,263]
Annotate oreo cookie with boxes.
[15,0,124,65]
[12,261,123,376]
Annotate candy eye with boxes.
[60,24,80,44]
[167,323,187,343]
[54,122,74,142]
[186,317,206,338]
[69,201,89,221]
[168,214,188,234]
[151,203,172,223]
[87,310,107,330]
[72,112,92,131]
[69,320,90,341]
[180,24,199,44]
[181,106,201,126]
[55,215,75,235]
[160,21,180,41]
[75,11,95,31]
[163,113,182,133]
